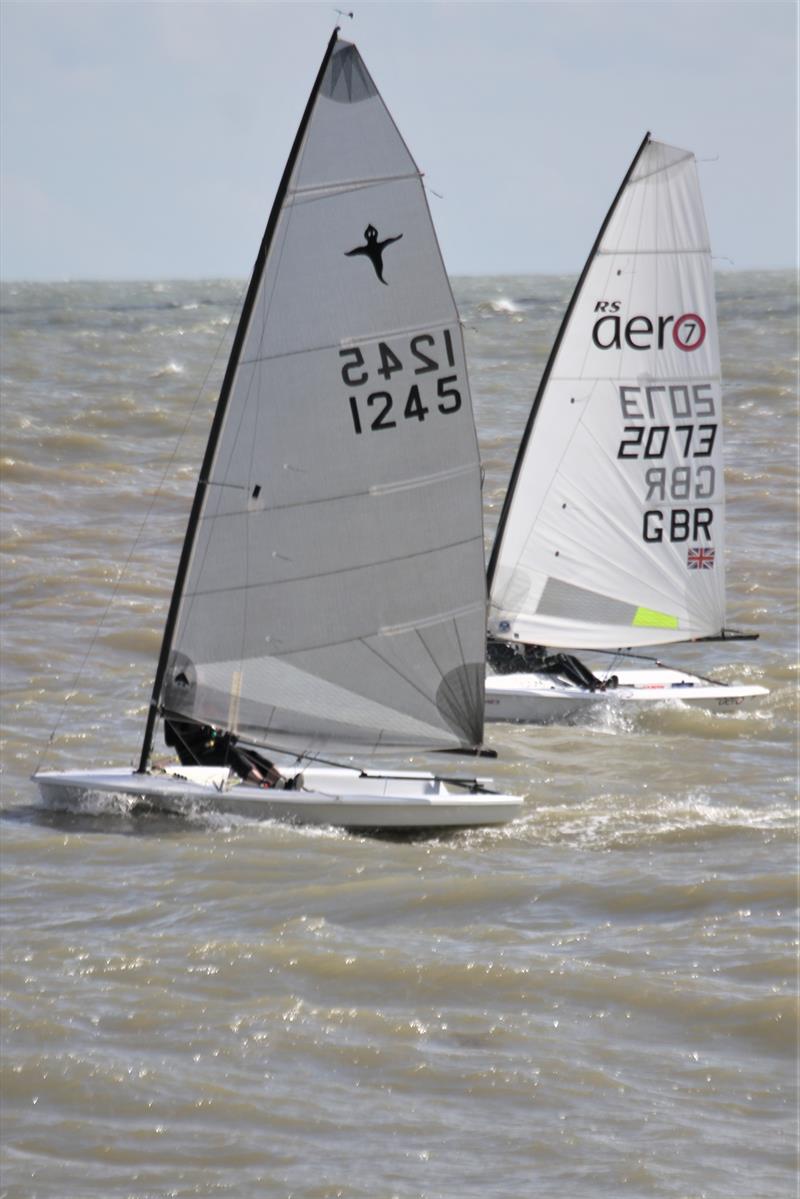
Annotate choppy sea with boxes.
[1,272,796,1198]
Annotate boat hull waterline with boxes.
[485,668,768,725]
[35,766,523,830]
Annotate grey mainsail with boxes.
[142,34,488,760]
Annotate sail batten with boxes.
[489,137,726,651]
[597,247,711,256]
[291,171,421,197]
[146,35,487,759]
[237,319,463,366]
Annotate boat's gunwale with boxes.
[32,766,523,829]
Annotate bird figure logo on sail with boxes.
[345,224,403,284]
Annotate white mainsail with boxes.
[146,35,488,758]
[488,136,727,651]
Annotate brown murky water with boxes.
[1,273,795,1198]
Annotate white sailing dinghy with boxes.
[35,32,521,829]
[485,134,767,725]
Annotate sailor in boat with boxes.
[486,639,617,692]
[163,718,294,788]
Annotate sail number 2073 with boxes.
[341,331,462,434]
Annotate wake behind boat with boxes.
[35,31,522,830]
[485,135,767,724]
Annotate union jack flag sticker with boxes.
[687,546,715,569]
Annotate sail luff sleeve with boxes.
[137,30,340,773]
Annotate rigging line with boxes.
[594,648,625,682]
[304,777,486,796]
[588,646,728,687]
[208,730,464,780]
[34,281,249,776]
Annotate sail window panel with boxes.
[536,578,639,627]
[500,611,692,652]
[242,179,457,365]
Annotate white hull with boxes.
[34,765,522,830]
[485,667,768,725]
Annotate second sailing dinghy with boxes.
[485,135,767,725]
[35,32,521,829]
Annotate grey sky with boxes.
[1,0,795,280]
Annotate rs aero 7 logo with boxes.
[592,300,706,352]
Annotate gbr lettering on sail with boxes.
[593,299,718,545]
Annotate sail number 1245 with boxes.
[341,331,462,434]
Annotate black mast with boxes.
[137,28,341,774]
[486,131,652,592]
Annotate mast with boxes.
[486,131,652,593]
[137,28,341,773]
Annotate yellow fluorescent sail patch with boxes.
[633,607,679,629]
